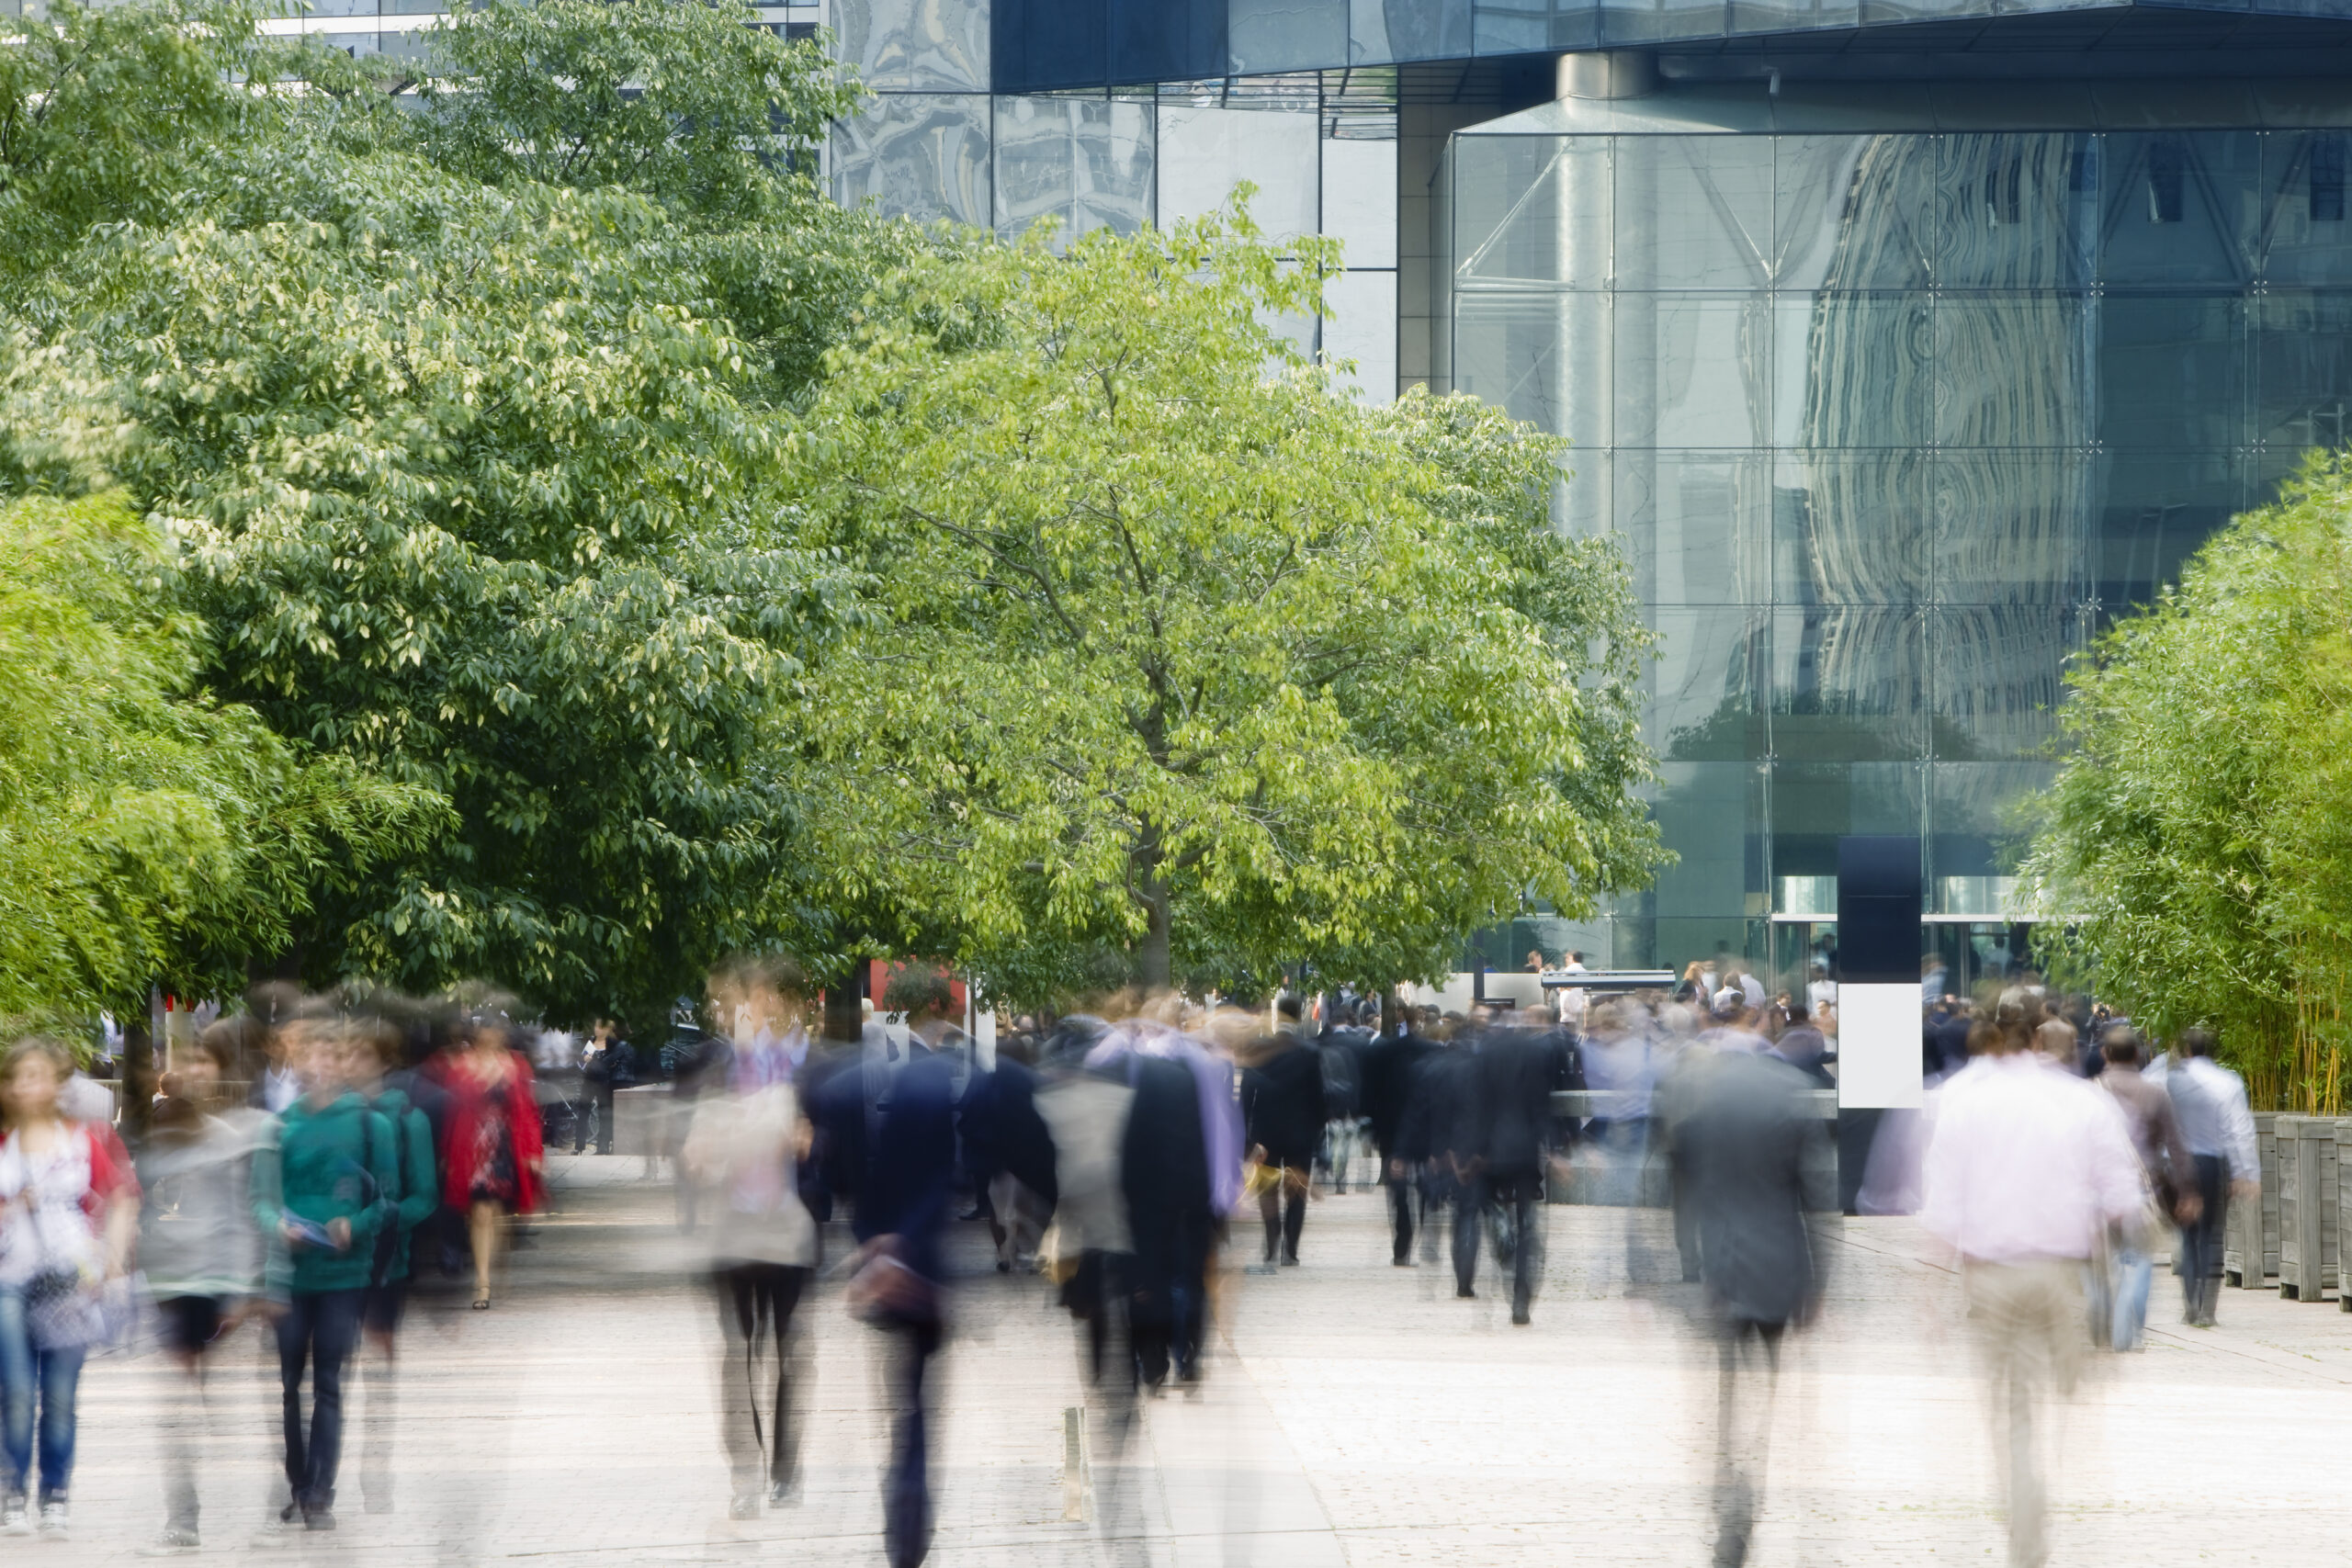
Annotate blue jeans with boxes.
[2109,1247,2154,1350]
[0,1288,85,1500]
[277,1289,365,1511]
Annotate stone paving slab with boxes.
[38,1163,2352,1565]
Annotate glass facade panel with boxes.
[1928,294,2091,448]
[1933,133,2096,290]
[2252,290,2352,449]
[1614,136,1775,290]
[1768,606,1928,761]
[1453,135,1611,289]
[1227,0,1349,73]
[831,93,992,227]
[1452,291,1611,447]
[1647,608,1770,758]
[1932,452,2089,605]
[1108,0,1225,83]
[1157,105,1319,237]
[836,0,990,91]
[1931,606,2077,760]
[1358,0,1476,60]
[2259,131,2352,285]
[1617,454,1770,607]
[2096,449,2245,612]
[1599,0,1734,45]
[1323,139,1400,269]
[2098,294,2247,450]
[2099,132,2260,289]
[1615,293,1772,447]
[1932,762,2058,887]
[993,96,1155,243]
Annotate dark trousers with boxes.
[714,1263,809,1497]
[2178,1153,2230,1320]
[884,1318,943,1568]
[1259,1162,1307,1262]
[277,1288,365,1512]
[1386,1168,1416,1262]
[581,1085,616,1153]
[1453,1171,1544,1315]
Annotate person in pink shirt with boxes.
[1920,997,2144,1568]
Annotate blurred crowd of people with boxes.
[0,951,2270,1568]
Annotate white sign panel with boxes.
[1837,982,1925,1110]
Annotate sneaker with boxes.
[139,1527,203,1556]
[303,1506,336,1531]
[2,1495,28,1537]
[766,1481,799,1509]
[37,1498,67,1538]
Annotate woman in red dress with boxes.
[438,1018,542,1309]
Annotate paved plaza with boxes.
[47,1156,2352,1565]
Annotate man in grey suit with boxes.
[1678,1043,1838,1567]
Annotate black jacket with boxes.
[1473,1029,1556,1177]
[1358,1030,1433,1159]
[1241,1036,1325,1165]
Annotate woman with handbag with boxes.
[0,1036,141,1540]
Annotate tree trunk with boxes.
[1137,884,1172,991]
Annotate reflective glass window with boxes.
[1360,0,1475,61]
[1614,454,1770,608]
[1614,136,1775,290]
[1109,0,1224,83]
[1453,136,1611,290]
[1615,292,1772,448]
[1775,294,1935,451]
[1157,104,1318,237]
[1767,606,1928,763]
[1928,606,2079,761]
[2252,290,2352,453]
[2098,294,2247,450]
[831,93,992,227]
[2095,450,2245,614]
[1934,133,2096,290]
[2260,131,2352,285]
[992,96,1155,243]
[1645,610,1770,759]
[1774,450,1930,605]
[1227,0,1348,72]
[839,0,990,92]
[2100,132,2260,289]
[1930,452,2089,607]
[1928,294,2091,449]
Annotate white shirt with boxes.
[2166,1055,2259,1183]
[1921,1055,2145,1264]
[259,1064,300,1115]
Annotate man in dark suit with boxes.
[1359,1005,1434,1265]
[1678,1045,1838,1567]
[1240,996,1324,1269]
[1457,1010,1559,1323]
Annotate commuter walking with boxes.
[1921,1009,2143,1566]
[348,1020,437,1514]
[1239,996,1323,1270]
[2090,1028,2195,1350]
[1360,1007,1433,1266]
[0,1037,141,1540]
[435,1014,544,1311]
[2163,1027,2257,1328]
[254,1018,398,1532]
[682,1032,817,1518]
[825,990,959,1568]
[1678,1043,1836,1566]
[137,1021,269,1553]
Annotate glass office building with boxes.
[808,0,2352,982]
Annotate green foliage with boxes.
[0,0,282,282]
[412,0,857,226]
[0,492,437,1021]
[0,0,896,1021]
[2018,451,2352,1111]
[800,213,1665,1002]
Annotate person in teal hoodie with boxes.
[250,1013,396,1532]
[348,1016,436,1515]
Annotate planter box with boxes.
[2339,1122,2352,1314]
[2226,1111,2280,1288]
[2275,1115,2340,1302]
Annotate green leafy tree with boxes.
[0,0,895,1021]
[0,491,436,1021]
[2019,451,2352,1111]
[800,214,1664,997]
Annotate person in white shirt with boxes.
[1920,1000,2144,1568]
[2161,1026,2259,1327]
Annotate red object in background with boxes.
[866,960,968,1019]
